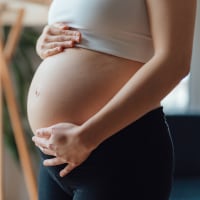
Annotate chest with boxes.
[48,0,150,33]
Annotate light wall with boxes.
[0,0,49,26]
[189,0,200,113]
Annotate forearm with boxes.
[81,54,190,149]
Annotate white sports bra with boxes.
[48,0,154,63]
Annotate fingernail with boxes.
[60,172,64,177]
[60,23,68,28]
[61,26,68,30]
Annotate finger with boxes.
[41,46,63,59]
[46,35,81,43]
[44,41,74,49]
[53,22,69,30]
[59,163,77,177]
[50,27,81,36]
[36,126,55,136]
[43,157,66,166]
[32,136,50,149]
[40,147,56,156]
[35,128,51,138]
[43,25,51,34]
[64,30,81,37]
[48,27,69,35]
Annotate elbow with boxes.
[169,60,191,82]
[154,50,192,79]
[181,63,190,78]
[176,55,192,78]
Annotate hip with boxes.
[39,106,174,199]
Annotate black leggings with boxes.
[38,107,174,200]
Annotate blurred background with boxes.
[0,0,200,199]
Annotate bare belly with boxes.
[27,48,143,134]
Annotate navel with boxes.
[35,87,40,97]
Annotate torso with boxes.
[27,0,154,134]
[27,48,143,133]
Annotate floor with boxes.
[170,177,200,200]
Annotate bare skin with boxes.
[28,23,144,176]
[28,44,143,130]
[30,0,196,177]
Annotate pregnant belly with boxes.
[27,48,142,134]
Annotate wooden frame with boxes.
[0,7,37,200]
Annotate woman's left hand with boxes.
[32,122,93,177]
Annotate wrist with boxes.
[79,122,105,151]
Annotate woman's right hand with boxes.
[36,22,81,59]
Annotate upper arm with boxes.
[146,0,197,65]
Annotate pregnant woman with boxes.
[27,0,196,199]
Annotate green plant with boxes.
[3,26,40,162]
